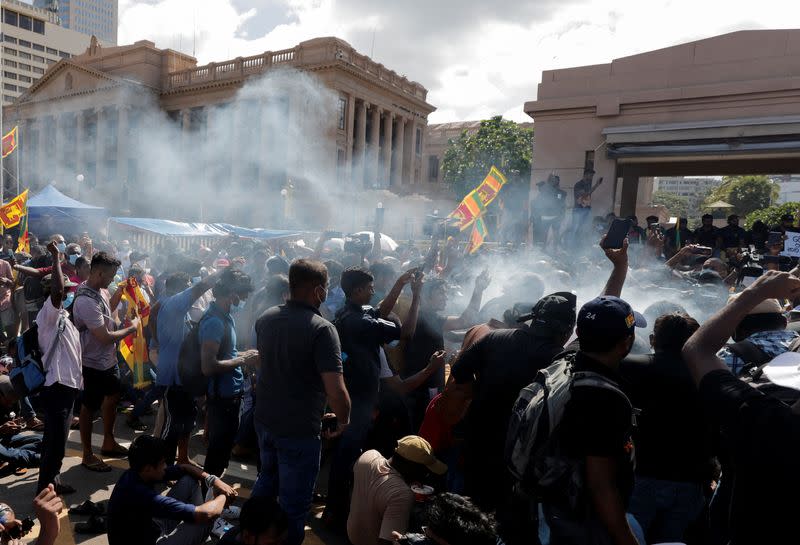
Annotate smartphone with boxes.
[602,219,632,249]
[768,231,784,246]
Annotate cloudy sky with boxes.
[107,1,800,122]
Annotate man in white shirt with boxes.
[36,241,82,494]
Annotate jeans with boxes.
[234,404,258,450]
[252,426,321,545]
[19,396,36,419]
[627,476,706,544]
[155,475,211,545]
[203,397,241,477]
[569,207,592,245]
[0,433,41,466]
[38,383,79,493]
[326,397,374,520]
[541,505,646,545]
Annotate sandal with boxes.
[70,500,104,516]
[75,515,106,534]
[13,467,27,476]
[100,445,129,457]
[81,459,112,473]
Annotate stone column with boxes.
[354,100,367,188]
[345,94,356,184]
[407,120,418,184]
[75,111,85,181]
[95,107,105,187]
[382,111,394,188]
[37,118,46,184]
[620,167,639,218]
[229,103,242,188]
[117,106,129,190]
[391,116,405,187]
[53,114,63,183]
[368,106,381,187]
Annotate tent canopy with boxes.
[110,218,300,239]
[704,200,734,209]
[27,184,108,236]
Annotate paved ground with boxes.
[1,407,347,545]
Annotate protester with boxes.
[347,435,446,545]
[693,214,720,250]
[107,435,238,545]
[718,214,746,253]
[531,174,566,249]
[391,493,497,545]
[253,259,351,545]
[569,168,603,244]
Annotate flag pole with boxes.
[15,124,20,196]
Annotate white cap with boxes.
[727,293,784,315]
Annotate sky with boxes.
[37,0,800,123]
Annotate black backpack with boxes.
[177,310,231,397]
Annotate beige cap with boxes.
[727,293,784,315]
[395,435,447,475]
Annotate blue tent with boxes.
[28,185,108,236]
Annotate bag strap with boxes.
[727,339,772,367]
[41,313,66,370]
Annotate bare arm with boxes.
[46,242,64,307]
[443,270,490,331]
[400,273,423,339]
[200,341,258,377]
[601,237,629,298]
[585,456,639,545]
[190,269,224,302]
[380,270,415,318]
[193,494,226,524]
[88,319,138,346]
[13,264,45,277]
[322,371,351,428]
[384,350,446,395]
[109,282,126,312]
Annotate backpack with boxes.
[505,354,632,509]
[726,339,772,369]
[68,285,108,329]
[177,310,232,397]
[9,315,65,397]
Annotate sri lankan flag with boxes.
[474,166,507,208]
[1,126,17,158]
[118,278,151,389]
[16,212,29,254]
[449,190,485,231]
[466,215,489,254]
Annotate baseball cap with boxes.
[726,293,784,315]
[42,273,79,289]
[517,291,577,336]
[395,435,447,475]
[577,296,646,341]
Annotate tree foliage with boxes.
[441,116,534,200]
[744,202,799,230]
[703,176,779,217]
[651,190,688,219]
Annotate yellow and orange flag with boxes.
[448,166,507,253]
[0,190,28,230]
[1,126,18,158]
[118,278,151,389]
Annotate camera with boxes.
[2,517,34,540]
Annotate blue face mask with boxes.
[68,254,80,265]
[191,276,201,285]
[63,292,75,308]
[56,242,67,254]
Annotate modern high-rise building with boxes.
[1,0,101,105]
[33,0,117,45]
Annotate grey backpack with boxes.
[505,354,632,508]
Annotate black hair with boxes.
[737,313,787,338]
[128,435,166,472]
[90,251,121,271]
[422,278,447,299]
[652,313,699,352]
[390,453,431,483]
[289,259,328,294]
[178,256,203,276]
[263,274,289,307]
[212,269,253,298]
[424,493,496,545]
[74,256,90,269]
[340,267,374,299]
[239,497,288,540]
[702,214,713,221]
[165,272,191,295]
[369,262,394,279]
[728,214,739,222]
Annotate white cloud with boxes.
[116,0,800,123]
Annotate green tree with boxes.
[744,202,800,230]
[703,176,779,217]
[651,190,688,218]
[441,116,534,200]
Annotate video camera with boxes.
[735,250,797,287]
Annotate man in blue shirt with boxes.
[108,435,237,545]
[156,268,223,466]
[200,269,259,477]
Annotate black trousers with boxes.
[38,383,79,493]
[204,397,241,477]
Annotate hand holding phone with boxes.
[601,219,632,249]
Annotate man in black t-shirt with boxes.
[531,174,567,248]
[692,214,719,250]
[543,295,643,545]
[717,214,747,251]
[682,269,800,545]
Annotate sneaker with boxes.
[211,518,235,539]
[221,506,241,521]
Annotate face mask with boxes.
[63,292,75,308]
[232,296,246,313]
[191,276,201,285]
[56,242,67,254]
[68,254,80,265]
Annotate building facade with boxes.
[33,0,117,45]
[653,177,719,217]
[2,36,436,229]
[1,0,99,105]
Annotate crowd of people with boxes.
[0,196,799,545]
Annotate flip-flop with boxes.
[82,460,112,473]
[13,467,27,476]
[100,445,129,457]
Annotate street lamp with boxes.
[75,174,84,199]
[280,188,289,228]
[375,201,385,232]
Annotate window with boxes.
[4,10,17,26]
[584,150,595,173]
[32,43,44,52]
[59,51,70,59]
[3,47,16,56]
[18,40,31,48]
[337,97,347,130]
[33,19,44,34]
[3,83,17,92]
[18,63,30,71]
[46,59,56,65]
[428,156,439,181]
[33,55,44,63]
[3,59,17,68]
[32,67,44,75]
[18,14,32,31]
[18,52,31,60]
[3,35,17,44]
[18,75,31,83]
[46,47,57,55]
[416,128,422,154]
[4,71,17,80]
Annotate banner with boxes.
[118,278,151,389]
[1,126,18,158]
[466,215,489,254]
[448,166,507,231]
[0,190,28,229]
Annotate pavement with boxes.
[1,407,347,545]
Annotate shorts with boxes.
[161,387,198,440]
[81,366,122,411]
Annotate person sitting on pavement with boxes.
[107,435,238,545]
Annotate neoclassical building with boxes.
[2,36,436,227]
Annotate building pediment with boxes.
[16,60,127,104]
